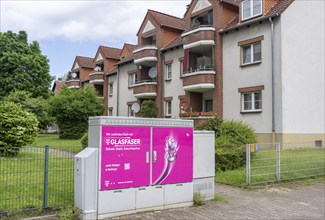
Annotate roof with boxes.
[75,56,95,69]
[162,35,183,51]
[99,46,122,60]
[106,67,118,75]
[137,9,186,36]
[220,0,294,32]
[219,0,239,7]
[124,44,137,53]
[116,53,135,65]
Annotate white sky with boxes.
[0,0,191,78]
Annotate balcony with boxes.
[182,65,215,92]
[182,26,215,50]
[89,71,104,84]
[133,45,158,67]
[179,112,215,118]
[66,79,80,89]
[132,80,157,98]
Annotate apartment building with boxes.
[221,0,324,145]
[62,0,324,146]
[67,56,95,89]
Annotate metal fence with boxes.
[246,143,325,186]
[0,145,77,216]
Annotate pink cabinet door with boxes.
[100,126,151,190]
[152,127,193,185]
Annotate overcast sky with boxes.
[0,0,191,79]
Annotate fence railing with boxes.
[246,143,325,186]
[0,145,78,216]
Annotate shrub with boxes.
[140,100,158,118]
[0,101,38,156]
[195,116,222,134]
[196,118,257,172]
[81,133,88,149]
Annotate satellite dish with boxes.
[71,72,77,79]
[148,67,157,79]
[94,66,101,71]
[180,100,189,111]
[131,102,140,113]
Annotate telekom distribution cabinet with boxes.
[75,117,196,219]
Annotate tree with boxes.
[49,87,105,139]
[4,90,54,130]
[0,31,53,99]
[0,101,39,156]
[140,100,158,118]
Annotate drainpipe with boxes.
[160,51,165,118]
[116,68,120,116]
[269,17,275,143]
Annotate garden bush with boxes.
[0,101,38,156]
[81,133,88,149]
[196,117,257,171]
[140,100,158,118]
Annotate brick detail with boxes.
[183,30,215,45]
[182,73,215,87]
[133,48,158,60]
[238,35,264,46]
[164,96,173,101]
[66,80,80,87]
[89,72,104,82]
[133,83,157,95]
[238,85,265,93]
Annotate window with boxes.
[242,42,261,65]
[204,99,213,112]
[108,108,113,116]
[180,60,184,77]
[128,105,136,117]
[109,83,113,96]
[191,10,213,28]
[165,100,172,117]
[242,0,262,20]
[242,91,262,112]
[165,63,172,80]
[129,72,137,86]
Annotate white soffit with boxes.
[96,53,103,62]
[192,0,212,14]
[73,62,79,70]
[143,20,155,33]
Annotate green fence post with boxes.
[43,145,49,209]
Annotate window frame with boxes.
[128,104,136,117]
[165,63,172,81]
[242,0,262,21]
[241,91,262,113]
[241,42,262,65]
[109,82,113,96]
[128,72,138,87]
[165,100,172,117]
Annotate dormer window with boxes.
[191,10,213,28]
[242,0,262,21]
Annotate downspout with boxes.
[269,17,275,143]
[116,68,120,116]
[160,51,165,118]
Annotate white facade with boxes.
[223,0,325,141]
[163,48,185,118]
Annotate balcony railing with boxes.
[182,66,215,92]
[133,45,158,66]
[66,79,80,89]
[182,25,215,49]
[132,79,157,98]
[89,71,104,84]
[183,64,214,75]
[179,112,215,117]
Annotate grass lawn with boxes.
[216,147,325,187]
[33,134,83,153]
[0,147,74,213]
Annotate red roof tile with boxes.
[148,10,186,31]
[162,35,183,51]
[75,56,95,69]
[99,46,122,60]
